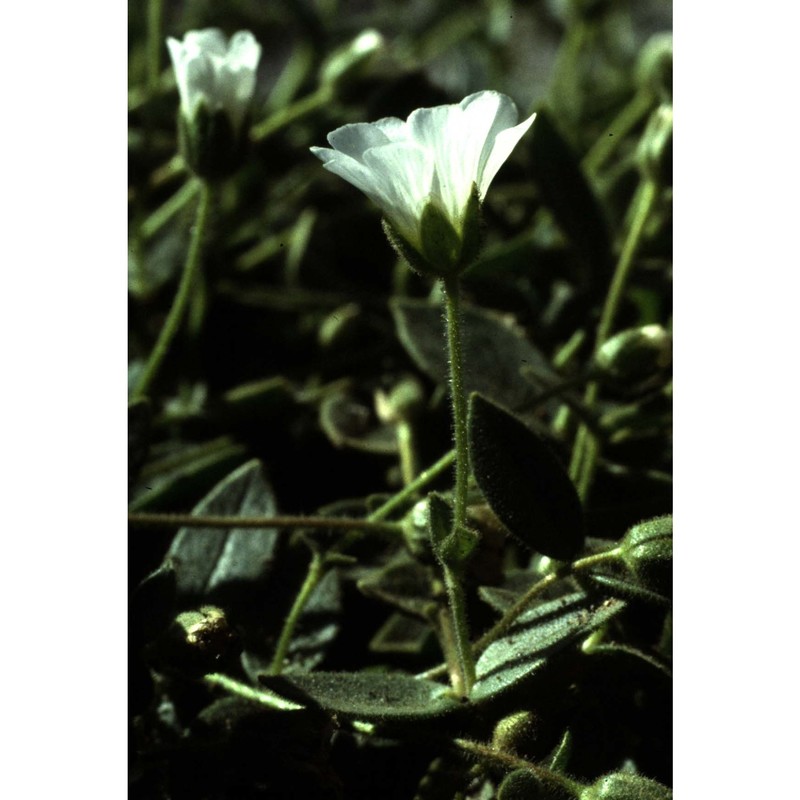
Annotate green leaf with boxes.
[468,393,584,560]
[356,553,438,619]
[319,390,399,454]
[165,459,280,600]
[369,612,433,655]
[548,728,573,772]
[258,671,460,723]
[129,437,247,512]
[391,298,557,413]
[583,574,670,608]
[529,110,612,278]
[472,592,625,704]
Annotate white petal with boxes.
[182,53,216,117]
[183,28,227,57]
[478,110,537,197]
[226,30,262,71]
[459,91,520,192]
[327,118,407,162]
[408,103,468,224]
[362,142,433,242]
[311,149,389,207]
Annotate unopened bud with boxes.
[320,29,384,89]
[620,515,672,597]
[594,325,672,392]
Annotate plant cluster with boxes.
[129,1,672,798]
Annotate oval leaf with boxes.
[258,671,459,722]
[391,298,557,413]
[468,393,584,560]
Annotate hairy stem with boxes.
[441,275,476,695]
[128,512,403,537]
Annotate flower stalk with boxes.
[132,181,213,400]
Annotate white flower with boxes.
[310,91,536,271]
[167,29,261,135]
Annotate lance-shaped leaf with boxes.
[468,393,584,560]
[472,592,625,703]
[166,459,280,600]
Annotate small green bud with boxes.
[178,102,248,181]
[594,325,672,392]
[581,772,672,800]
[637,105,673,186]
[492,710,537,754]
[374,375,426,424]
[620,515,672,596]
[319,29,384,89]
[498,769,548,800]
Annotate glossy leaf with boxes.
[469,393,584,560]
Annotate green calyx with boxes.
[179,102,249,181]
[382,184,484,278]
[620,515,672,596]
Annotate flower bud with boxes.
[167,29,261,180]
[580,772,672,800]
[498,769,548,800]
[374,376,426,424]
[620,515,672,597]
[492,710,537,754]
[319,29,384,90]
[594,325,672,392]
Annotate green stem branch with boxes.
[132,182,213,400]
[569,178,660,500]
[368,449,456,522]
[454,739,582,796]
[270,550,324,674]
